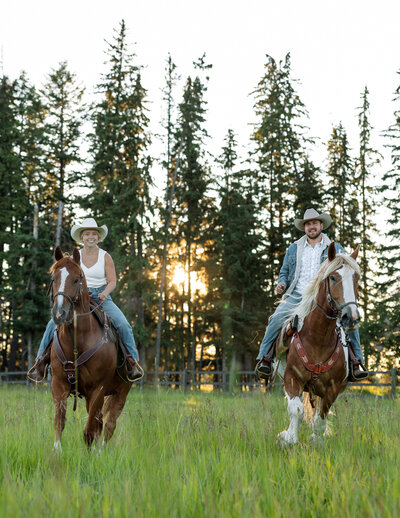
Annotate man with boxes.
[255,208,369,381]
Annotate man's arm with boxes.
[277,249,291,293]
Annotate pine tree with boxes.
[0,74,50,370]
[207,130,267,372]
[325,123,360,249]
[12,74,52,367]
[154,54,180,374]
[355,87,381,365]
[251,54,314,308]
[85,20,153,360]
[0,75,22,369]
[293,158,322,220]
[170,54,213,372]
[41,60,85,247]
[376,71,400,364]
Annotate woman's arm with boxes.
[98,253,117,302]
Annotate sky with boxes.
[1,0,399,224]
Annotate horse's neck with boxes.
[303,287,337,346]
[73,292,94,336]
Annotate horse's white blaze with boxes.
[337,265,358,319]
[57,267,69,309]
[278,392,304,446]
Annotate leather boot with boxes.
[349,361,369,381]
[255,357,273,380]
[126,356,144,382]
[27,344,51,382]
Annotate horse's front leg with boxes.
[277,392,304,446]
[84,385,105,448]
[51,378,70,452]
[310,404,328,440]
[310,386,337,441]
[277,374,304,446]
[102,382,131,444]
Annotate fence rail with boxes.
[1,368,399,398]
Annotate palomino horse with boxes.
[50,246,132,450]
[275,242,360,446]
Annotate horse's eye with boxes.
[330,275,336,283]
[74,278,79,284]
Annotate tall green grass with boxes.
[0,386,399,517]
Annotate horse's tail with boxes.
[302,393,320,427]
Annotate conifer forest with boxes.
[1,20,399,374]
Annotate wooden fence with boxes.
[1,368,399,398]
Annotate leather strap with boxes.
[292,330,343,408]
[52,317,110,410]
[292,331,342,375]
[53,325,109,370]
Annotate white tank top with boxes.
[79,248,107,288]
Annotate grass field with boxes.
[0,385,399,518]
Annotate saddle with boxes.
[89,299,134,383]
[274,315,299,359]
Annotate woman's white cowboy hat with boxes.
[71,218,108,243]
[294,208,332,231]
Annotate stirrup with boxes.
[126,358,144,383]
[255,358,273,380]
[27,361,49,383]
[349,362,369,381]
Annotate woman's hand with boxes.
[98,291,108,302]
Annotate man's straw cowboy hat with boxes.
[294,208,332,231]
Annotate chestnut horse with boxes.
[275,242,360,446]
[50,246,132,450]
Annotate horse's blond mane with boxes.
[281,253,360,330]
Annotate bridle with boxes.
[316,276,359,323]
[50,270,84,323]
[49,268,103,323]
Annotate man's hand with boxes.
[275,283,286,294]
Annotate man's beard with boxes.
[306,229,322,240]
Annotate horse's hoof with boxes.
[92,443,103,456]
[277,431,297,447]
[52,441,62,454]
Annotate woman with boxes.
[28,218,143,382]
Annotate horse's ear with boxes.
[54,246,63,261]
[328,242,336,261]
[351,244,360,260]
[72,248,80,264]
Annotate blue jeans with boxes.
[256,291,364,362]
[35,285,139,361]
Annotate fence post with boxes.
[181,369,187,392]
[391,368,397,399]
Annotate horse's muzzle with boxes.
[340,304,360,331]
[51,305,71,325]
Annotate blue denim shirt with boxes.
[278,234,345,296]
